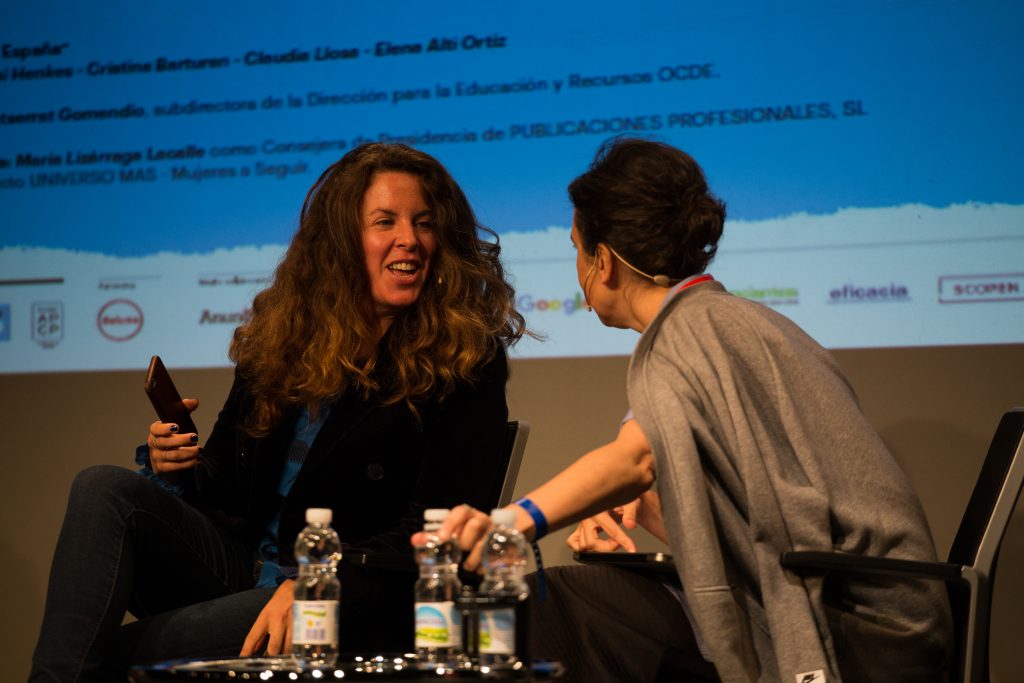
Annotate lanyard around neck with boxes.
[662,273,715,309]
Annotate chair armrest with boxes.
[780,551,962,581]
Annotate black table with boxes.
[130,654,564,681]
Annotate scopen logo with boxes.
[938,273,1024,303]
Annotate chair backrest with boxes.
[492,420,530,508]
[946,407,1024,683]
[345,420,531,571]
[948,408,1024,573]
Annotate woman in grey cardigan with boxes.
[425,138,952,682]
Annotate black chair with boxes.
[346,420,530,569]
[493,420,530,508]
[781,407,1024,683]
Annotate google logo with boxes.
[516,292,585,315]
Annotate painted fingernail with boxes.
[169,424,179,432]
[190,434,199,442]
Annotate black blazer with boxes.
[184,343,510,568]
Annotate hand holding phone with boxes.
[144,356,201,478]
[144,355,198,435]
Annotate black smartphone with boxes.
[144,355,198,436]
[572,551,678,575]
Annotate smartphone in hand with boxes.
[144,355,198,436]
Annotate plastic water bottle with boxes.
[477,508,530,666]
[414,508,463,667]
[292,508,341,666]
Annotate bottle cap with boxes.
[424,508,450,522]
[490,508,517,527]
[306,507,333,524]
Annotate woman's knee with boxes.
[69,464,155,513]
[118,588,276,662]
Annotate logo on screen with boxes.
[0,304,10,341]
[98,279,137,291]
[197,273,272,287]
[97,299,144,341]
[938,273,1024,304]
[516,292,586,315]
[732,286,799,306]
[827,283,910,303]
[198,307,252,325]
[32,301,63,348]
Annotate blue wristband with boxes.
[514,497,549,541]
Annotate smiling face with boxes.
[361,171,437,330]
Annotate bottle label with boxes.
[479,607,515,654]
[292,600,338,645]
[414,601,461,648]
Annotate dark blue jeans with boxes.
[29,465,274,682]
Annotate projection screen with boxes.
[1,0,1021,372]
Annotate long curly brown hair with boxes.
[230,143,526,437]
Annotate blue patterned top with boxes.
[254,404,332,587]
[135,403,333,588]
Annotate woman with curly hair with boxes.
[30,143,525,682]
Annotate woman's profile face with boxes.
[571,219,594,301]
[571,216,623,329]
[361,171,437,324]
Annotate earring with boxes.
[581,261,596,313]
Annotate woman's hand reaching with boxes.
[566,489,667,553]
[410,504,534,572]
[240,579,295,656]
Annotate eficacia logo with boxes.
[828,283,910,303]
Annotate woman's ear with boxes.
[594,243,615,284]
